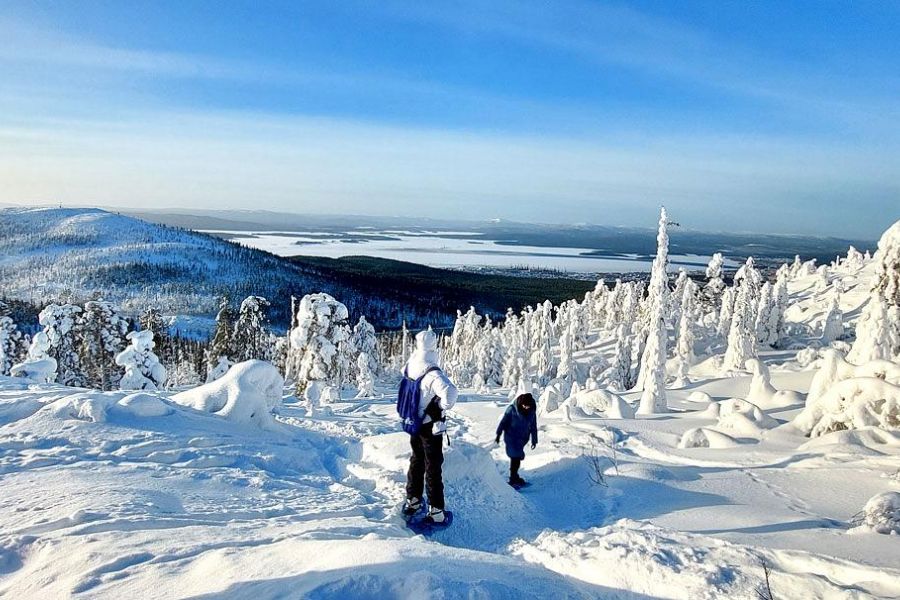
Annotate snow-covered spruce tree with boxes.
[354,352,375,398]
[669,269,689,327]
[116,330,167,391]
[604,324,633,391]
[717,286,736,338]
[674,276,698,387]
[351,315,379,378]
[754,282,776,347]
[0,303,26,376]
[530,300,556,385]
[821,296,844,344]
[604,279,624,332]
[723,277,758,372]
[78,299,129,390]
[11,331,57,383]
[704,252,726,305]
[139,306,169,359]
[39,303,84,387]
[502,314,528,389]
[232,295,273,362]
[843,246,865,271]
[556,317,576,382]
[636,207,670,415]
[589,279,608,329]
[849,220,900,363]
[206,297,235,382]
[287,293,351,399]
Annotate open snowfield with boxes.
[1,366,898,599]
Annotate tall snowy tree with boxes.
[605,325,634,391]
[674,277,698,387]
[754,282,776,347]
[206,297,236,381]
[351,316,379,377]
[78,300,129,390]
[39,303,84,387]
[232,295,273,362]
[704,252,726,306]
[821,296,844,344]
[0,303,26,377]
[723,277,758,371]
[637,207,670,415]
[139,307,169,360]
[850,221,900,363]
[287,293,351,398]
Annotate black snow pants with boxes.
[406,424,445,510]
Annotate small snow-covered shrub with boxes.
[688,391,713,404]
[794,377,900,437]
[11,331,58,383]
[565,389,635,419]
[715,398,778,435]
[858,492,900,534]
[678,427,738,449]
[745,359,803,408]
[795,348,819,368]
[116,330,167,391]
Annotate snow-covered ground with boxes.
[2,227,899,599]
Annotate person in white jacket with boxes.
[403,328,458,524]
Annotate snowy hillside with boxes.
[0,207,455,329]
[1,217,898,599]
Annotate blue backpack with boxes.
[397,366,442,435]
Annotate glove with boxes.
[495,436,500,445]
[530,443,536,450]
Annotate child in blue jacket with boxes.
[495,393,538,486]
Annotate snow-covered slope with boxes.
[0,207,449,329]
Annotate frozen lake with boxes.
[207,229,738,274]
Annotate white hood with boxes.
[406,328,440,379]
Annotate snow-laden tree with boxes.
[502,315,528,389]
[116,330,167,390]
[588,279,608,328]
[351,315,379,377]
[669,269,689,327]
[354,352,375,398]
[78,299,129,390]
[11,331,57,383]
[604,279,624,332]
[604,324,634,391]
[0,305,26,377]
[139,307,169,358]
[723,277,758,372]
[556,317,576,382]
[637,207,670,415]
[717,286,736,338]
[530,301,556,385]
[288,293,351,398]
[850,220,900,363]
[843,246,866,271]
[754,282,776,347]
[206,297,236,381]
[38,303,83,387]
[704,252,726,305]
[821,296,844,344]
[232,295,273,362]
[674,277,699,387]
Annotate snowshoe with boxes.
[401,498,423,521]
[406,509,454,535]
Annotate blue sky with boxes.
[1,1,898,237]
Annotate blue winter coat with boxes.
[496,404,538,459]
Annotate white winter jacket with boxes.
[404,329,458,432]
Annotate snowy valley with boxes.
[0,208,898,599]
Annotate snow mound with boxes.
[45,392,116,423]
[678,427,739,449]
[115,392,173,418]
[715,398,778,435]
[745,359,803,409]
[857,492,900,535]
[793,377,900,437]
[799,427,900,453]
[687,391,713,404]
[171,360,283,429]
[564,389,635,419]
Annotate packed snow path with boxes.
[2,370,898,599]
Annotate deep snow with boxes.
[1,238,899,599]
